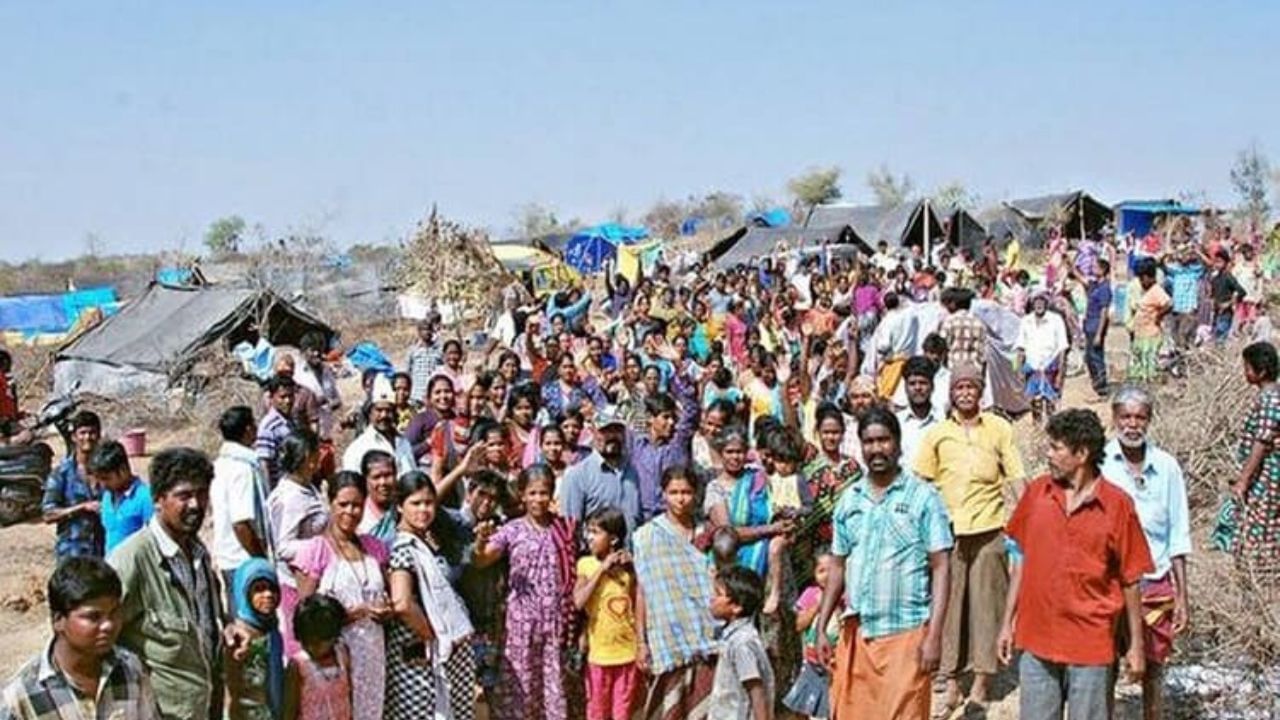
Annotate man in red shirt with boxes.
[997,408,1153,720]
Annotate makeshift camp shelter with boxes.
[747,208,792,228]
[54,284,334,399]
[0,288,120,346]
[488,241,580,299]
[998,191,1113,246]
[561,223,650,275]
[704,225,868,268]
[1114,200,1200,238]
[942,207,989,255]
[805,200,947,255]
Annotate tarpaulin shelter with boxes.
[562,223,650,274]
[54,284,334,399]
[996,191,1113,247]
[747,208,792,228]
[806,200,947,254]
[942,207,989,255]
[1114,200,1200,238]
[0,288,120,346]
[704,225,868,269]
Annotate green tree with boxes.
[204,215,247,255]
[787,167,843,215]
[1231,144,1271,228]
[866,165,914,206]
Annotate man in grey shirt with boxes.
[709,566,774,720]
[559,408,641,530]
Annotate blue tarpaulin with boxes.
[1115,200,1199,238]
[0,288,119,336]
[748,208,792,228]
[563,223,650,274]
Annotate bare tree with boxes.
[693,191,744,227]
[642,197,691,238]
[930,181,979,211]
[512,202,566,239]
[787,167,843,217]
[866,165,914,206]
[1230,144,1271,229]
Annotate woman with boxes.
[504,382,541,469]
[496,350,526,387]
[429,382,490,508]
[795,404,864,580]
[386,471,477,720]
[406,375,457,464]
[632,467,717,720]
[541,353,606,418]
[267,431,330,655]
[1231,341,1280,566]
[437,339,470,401]
[295,471,391,720]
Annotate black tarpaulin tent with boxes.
[942,207,989,255]
[703,225,868,268]
[996,191,1113,246]
[54,283,334,398]
[806,200,947,252]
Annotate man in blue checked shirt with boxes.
[1161,248,1205,350]
[815,405,953,719]
[41,410,105,559]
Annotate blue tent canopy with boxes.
[748,208,792,228]
[1115,200,1199,237]
[0,288,119,337]
[562,223,650,274]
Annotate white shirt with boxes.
[874,309,919,360]
[266,479,329,589]
[342,427,417,477]
[211,441,272,571]
[892,367,951,415]
[1016,311,1069,370]
[896,405,942,471]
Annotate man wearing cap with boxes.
[559,406,642,531]
[342,374,417,477]
[913,361,1025,713]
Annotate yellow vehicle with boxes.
[489,242,581,299]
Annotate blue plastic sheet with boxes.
[0,288,118,334]
[346,341,394,375]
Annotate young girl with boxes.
[227,558,285,720]
[784,553,843,720]
[475,465,578,720]
[764,430,809,615]
[573,507,639,720]
[284,594,353,720]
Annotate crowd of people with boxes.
[4,216,1279,720]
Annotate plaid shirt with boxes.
[407,340,443,404]
[631,515,717,674]
[831,470,954,638]
[939,311,988,369]
[1164,262,1204,314]
[40,458,103,559]
[1,640,158,720]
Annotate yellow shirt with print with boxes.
[576,556,638,666]
[913,413,1025,536]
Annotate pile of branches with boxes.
[392,208,514,328]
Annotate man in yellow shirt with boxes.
[913,362,1025,714]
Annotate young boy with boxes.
[708,566,774,720]
[449,470,507,700]
[88,441,153,554]
[2,557,158,718]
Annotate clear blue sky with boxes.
[2,1,1276,261]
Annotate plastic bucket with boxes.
[120,428,147,457]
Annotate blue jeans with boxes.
[1018,653,1110,720]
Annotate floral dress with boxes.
[1235,387,1280,565]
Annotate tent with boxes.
[942,207,989,256]
[488,242,580,298]
[995,191,1113,246]
[54,284,334,399]
[747,208,792,228]
[561,223,650,274]
[0,288,120,346]
[704,225,868,269]
[1114,200,1200,238]
[805,200,947,252]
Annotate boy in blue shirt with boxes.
[87,441,153,554]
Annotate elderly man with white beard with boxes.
[1100,386,1191,720]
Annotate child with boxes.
[475,465,577,719]
[573,506,638,720]
[710,525,740,577]
[764,430,808,615]
[226,558,285,720]
[284,594,352,720]
[708,566,775,720]
[1,557,158,717]
[784,554,842,719]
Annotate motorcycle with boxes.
[0,386,81,527]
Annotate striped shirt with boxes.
[406,341,443,404]
[831,470,954,638]
[254,407,294,488]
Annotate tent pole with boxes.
[1078,199,1085,241]
[923,200,930,263]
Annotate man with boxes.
[938,287,987,370]
[294,331,342,476]
[559,408,642,531]
[1101,387,1192,720]
[1127,260,1171,383]
[212,405,273,609]
[1161,247,1204,350]
[872,292,919,400]
[871,241,898,273]
[255,375,296,488]
[88,441,153,555]
[1076,258,1113,398]
[895,356,942,469]
[1015,291,1070,417]
[342,373,416,476]
[1207,249,1246,345]
[110,448,225,719]
[355,449,399,549]
[42,410,104,559]
[406,314,443,406]
[998,409,1153,720]
[1,557,158,719]
[913,361,1025,712]
[627,367,698,523]
[816,406,952,719]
